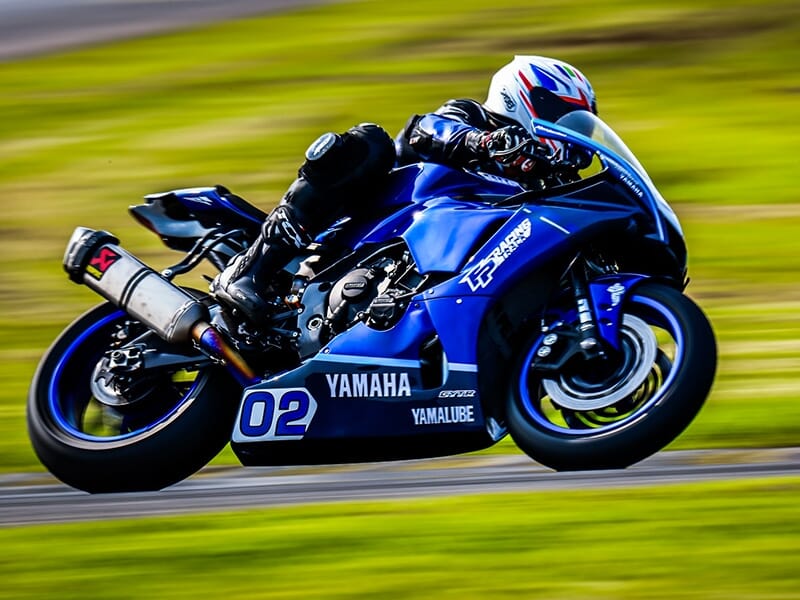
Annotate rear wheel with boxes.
[506,283,716,471]
[28,301,240,493]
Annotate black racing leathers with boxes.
[395,98,521,173]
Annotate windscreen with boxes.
[555,110,649,179]
[549,110,683,237]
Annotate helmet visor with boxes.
[530,88,594,123]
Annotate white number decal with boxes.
[235,388,318,441]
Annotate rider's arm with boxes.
[398,99,493,167]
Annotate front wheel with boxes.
[27,301,241,493]
[507,283,716,471]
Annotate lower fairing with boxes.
[232,431,498,466]
[229,352,505,465]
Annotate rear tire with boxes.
[506,283,716,471]
[27,302,240,493]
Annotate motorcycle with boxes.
[27,111,717,493]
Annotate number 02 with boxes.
[238,389,317,440]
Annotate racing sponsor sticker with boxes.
[607,283,626,307]
[460,218,531,291]
[86,246,120,280]
[411,405,475,426]
[325,372,411,398]
[438,389,477,399]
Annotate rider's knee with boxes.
[281,123,396,232]
[299,123,395,192]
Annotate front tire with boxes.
[28,302,240,493]
[507,283,716,471]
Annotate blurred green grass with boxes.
[1,0,799,471]
[1,478,798,598]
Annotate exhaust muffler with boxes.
[63,227,207,344]
[63,227,257,385]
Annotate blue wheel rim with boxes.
[48,309,202,443]
[519,293,685,435]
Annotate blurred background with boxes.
[0,0,798,596]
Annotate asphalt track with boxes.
[2,448,799,526]
[0,0,338,61]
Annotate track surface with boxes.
[2,448,799,526]
[0,0,337,61]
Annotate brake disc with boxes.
[543,314,658,411]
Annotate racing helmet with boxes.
[484,55,597,147]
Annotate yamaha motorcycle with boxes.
[28,111,717,493]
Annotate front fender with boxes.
[587,274,650,351]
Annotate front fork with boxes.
[571,269,602,353]
[532,268,648,373]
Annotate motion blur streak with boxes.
[0,0,339,61]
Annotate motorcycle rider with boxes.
[396,55,597,179]
[211,55,598,324]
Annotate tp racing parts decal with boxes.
[460,218,531,291]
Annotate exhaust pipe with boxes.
[64,227,207,344]
[63,227,256,385]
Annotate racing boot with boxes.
[212,124,395,324]
[210,205,311,324]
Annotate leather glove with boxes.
[465,125,553,175]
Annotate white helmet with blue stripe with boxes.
[484,55,598,142]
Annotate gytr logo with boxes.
[235,388,318,442]
[460,218,532,291]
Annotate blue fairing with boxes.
[405,199,514,273]
[221,112,690,462]
[530,117,681,241]
[436,203,639,299]
[355,164,523,273]
[132,185,266,251]
[381,163,525,206]
[310,204,639,368]
[148,186,264,226]
[321,294,493,366]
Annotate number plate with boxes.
[233,388,318,442]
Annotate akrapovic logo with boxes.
[86,246,120,280]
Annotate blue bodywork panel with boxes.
[177,120,687,465]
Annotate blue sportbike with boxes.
[28,111,717,493]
